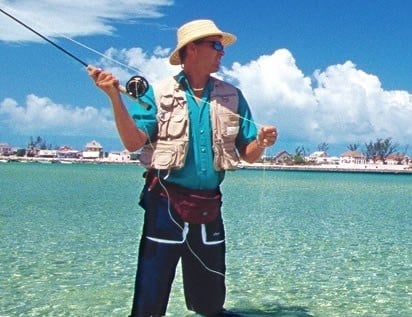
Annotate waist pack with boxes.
[145,170,222,224]
[161,184,222,224]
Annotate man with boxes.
[88,19,277,317]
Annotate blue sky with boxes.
[1,0,411,156]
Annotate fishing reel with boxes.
[125,75,149,98]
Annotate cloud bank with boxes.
[222,49,412,150]
[1,1,411,153]
[2,46,411,153]
[0,94,115,137]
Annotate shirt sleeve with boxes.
[125,85,158,138]
[236,89,258,147]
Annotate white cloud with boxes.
[96,46,178,83]
[0,0,173,42]
[1,41,411,153]
[0,94,115,137]
[312,61,412,144]
[1,1,411,154]
[225,49,315,108]
[222,50,412,149]
[222,49,317,143]
[0,44,179,146]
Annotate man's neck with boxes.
[183,69,210,91]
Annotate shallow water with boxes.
[1,163,411,316]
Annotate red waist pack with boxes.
[160,183,222,224]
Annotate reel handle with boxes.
[119,75,150,109]
[117,75,149,109]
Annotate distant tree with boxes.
[293,146,307,164]
[317,142,329,153]
[28,136,42,149]
[27,136,34,149]
[364,137,398,163]
[36,136,42,146]
[347,143,360,151]
[16,148,26,157]
[404,145,410,164]
[130,153,139,161]
[27,136,37,156]
[401,144,409,156]
[27,135,53,151]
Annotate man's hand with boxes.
[87,65,120,97]
[256,126,278,148]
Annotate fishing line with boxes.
[0,6,141,74]
[2,6,270,278]
[2,4,224,276]
[149,96,270,279]
[0,7,149,100]
[141,129,224,277]
[0,7,267,125]
[141,85,270,279]
[0,7,88,66]
[155,169,226,278]
[54,34,268,129]
[53,33,142,75]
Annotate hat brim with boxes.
[169,32,236,65]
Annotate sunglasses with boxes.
[195,40,224,52]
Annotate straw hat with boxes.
[169,19,237,65]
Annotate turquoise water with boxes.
[0,162,411,317]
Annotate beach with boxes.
[1,154,411,174]
[242,162,412,174]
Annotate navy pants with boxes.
[130,185,226,317]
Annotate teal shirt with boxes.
[127,72,258,190]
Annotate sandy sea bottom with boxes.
[0,163,411,316]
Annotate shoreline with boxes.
[241,163,412,174]
[0,156,139,165]
[2,156,412,174]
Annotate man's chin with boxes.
[211,64,220,73]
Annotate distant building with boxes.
[339,150,366,165]
[106,150,131,162]
[307,151,339,164]
[82,140,103,159]
[386,153,408,165]
[57,145,81,159]
[307,151,328,163]
[37,149,57,158]
[273,150,292,164]
[0,143,12,156]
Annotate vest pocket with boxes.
[141,139,188,169]
[218,113,239,138]
[213,141,240,170]
[161,113,187,138]
[158,94,188,139]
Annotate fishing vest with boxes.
[139,76,241,171]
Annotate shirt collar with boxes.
[177,71,212,93]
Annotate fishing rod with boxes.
[0,7,149,103]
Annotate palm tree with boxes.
[364,137,398,163]
[347,143,360,151]
[317,142,329,153]
[293,146,307,164]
